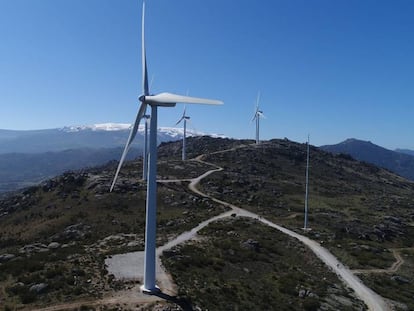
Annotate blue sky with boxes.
[1,0,414,149]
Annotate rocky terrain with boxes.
[0,136,413,310]
[321,138,414,181]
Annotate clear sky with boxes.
[1,0,414,149]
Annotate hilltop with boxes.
[0,137,413,310]
[0,124,222,193]
[321,138,414,181]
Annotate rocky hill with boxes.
[0,137,413,310]
[0,124,220,193]
[320,138,414,181]
[0,147,140,193]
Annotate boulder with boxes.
[29,283,48,294]
[241,239,260,252]
[48,242,61,249]
[391,275,411,284]
[0,254,15,262]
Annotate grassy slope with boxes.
[162,217,366,311]
[1,136,414,309]
[0,158,227,308]
[191,139,414,309]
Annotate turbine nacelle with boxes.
[175,108,191,125]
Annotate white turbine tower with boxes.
[110,1,223,294]
[303,134,310,230]
[175,107,190,161]
[251,92,265,144]
[142,114,150,180]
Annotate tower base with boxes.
[140,284,160,295]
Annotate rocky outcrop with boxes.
[49,223,91,242]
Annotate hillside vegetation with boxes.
[162,137,414,309]
[321,138,414,181]
[0,136,413,310]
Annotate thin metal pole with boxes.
[304,134,310,229]
[182,118,186,160]
[143,105,158,292]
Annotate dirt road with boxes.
[38,144,392,310]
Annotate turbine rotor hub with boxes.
[138,95,176,107]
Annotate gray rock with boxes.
[127,241,141,247]
[0,254,15,262]
[298,289,307,298]
[391,275,411,284]
[241,239,260,252]
[48,242,61,249]
[29,283,48,294]
[19,243,49,254]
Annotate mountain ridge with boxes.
[320,138,414,181]
[0,123,225,154]
[0,137,413,309]
[0,123,225,193]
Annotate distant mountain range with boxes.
[320,138,414,181]
[395,148,414,156]
[0,123,221,154]
[3,127,414,194]
[0,123,223,193]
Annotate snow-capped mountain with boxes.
[62,123,224,137]
[0,123,225,154]
[0,123,226,193]
[61,123,132,132]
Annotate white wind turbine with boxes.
[175,107,190,161]
[110,1,223,294]
[142,114,150,180]
[251,92,265,144]
[303,134,310,230]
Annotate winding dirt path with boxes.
[352,248,412,275]
[183,146,391,311]
[35,144,393,310]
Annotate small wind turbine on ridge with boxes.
[251,91,265,144]
[303,134,311,231]
[175,106,190,161]
[110,1,223,294]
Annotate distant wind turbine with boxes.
[251,92,265,144]
[303,134,310,230]
[175,107,190,161]
[110,1,223,294]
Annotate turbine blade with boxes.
[110,103,147,192]
[250,112,257,123]
[142,2,149,95]
[175,116,185,125]
[256,91,261,109]
[146,92,223,105]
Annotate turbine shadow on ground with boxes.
[152,291,194,311]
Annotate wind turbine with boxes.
[142,114,150,180]
[303,134,310,230]
[175,107,190,161]
[251,92,265,144]
[110,1,223,294]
